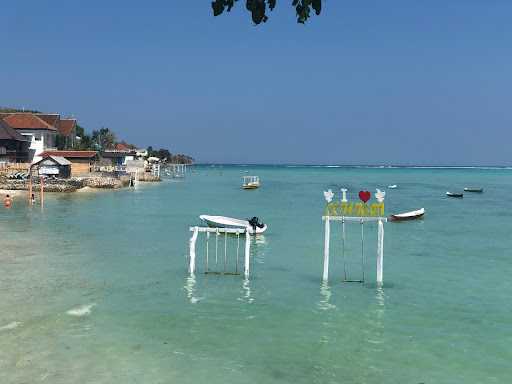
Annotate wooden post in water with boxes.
[40,176,44,208]
[376,219,384,285]
[28,164,33,205]
[244,230,250,278]
[189,226,199,274]
[323,217,330,281]
[28,177,33,205]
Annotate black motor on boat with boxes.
[248,217,265,231]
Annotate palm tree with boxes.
[92,128,116,150]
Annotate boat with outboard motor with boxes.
[242,176,260,189]
[199,215,267,234]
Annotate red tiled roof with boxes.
[40,150,97,158]
[36,114,60,127]
[2,113,57,131]
[0,119,29,141]
[59,119,77,136]
[115,143,130,151]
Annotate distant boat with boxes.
[464,187,484,193]
[446,192,463,198]
[388,185,397,189]
[388,208,425,222]
[242,175,260,189]
[199,215,267,234]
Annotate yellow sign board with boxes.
[323,189,385,217]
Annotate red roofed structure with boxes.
[39,150,98,176]
[40,150,97,158]
[2,113,56,131]
[0,113,58,162]
[0,111,81,162]
[59,119,77,136]
[0,119,30,163]
[115,142,131,151]
[36,114,60,128]
[58,118,77,148]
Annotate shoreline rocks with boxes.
[136,173,161,182]
[0,178,82,192]
[0,173,157,193]
[81,176,130,189]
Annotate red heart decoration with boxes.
[359,190,371,203]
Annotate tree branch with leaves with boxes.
[211,0,322,24]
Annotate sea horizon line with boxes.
[192,163,512,170]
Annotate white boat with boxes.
[242,175,260,189]
[388,185,397,189]
[199,215,267,234]
[464,187,484,193]
[388,208,425,222]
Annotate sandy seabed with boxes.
[0,189,25,197]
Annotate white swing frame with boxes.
[322,216,386,284]
[189,226,251,277]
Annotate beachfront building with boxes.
[33,114,77,149]
[135,148,148,159]
[126,159,145,173]
[57,118,77,149]
[39,150,98,176]
[33,155,72,178]
[34,113,60,130]
[115,143,132,151]
[101,149,136,167]
[0,112,79,162]
[0,119,31,163]
[0,113,58,163]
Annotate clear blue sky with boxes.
[1,1,511,165]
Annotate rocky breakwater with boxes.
[0,175,131,192]
[137,173,161,182]
[81,175,131,189]
[0,177,83,192]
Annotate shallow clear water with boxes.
[1,166,511,383]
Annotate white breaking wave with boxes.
[66,303,96,317]
[281,164,512,170]
[0,321,22,331]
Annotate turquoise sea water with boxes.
[1,166,511,384]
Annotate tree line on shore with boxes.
[146,147,194,164]
[74,127,193,164]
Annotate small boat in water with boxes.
[446,192,463,198]
[199,215,267,234]
[242,175,260,189]
[464,187,484,193]
[388,185,397,189]
[388,208,425,222]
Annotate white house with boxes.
[136,148,148,158]
[0,113,57,163]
